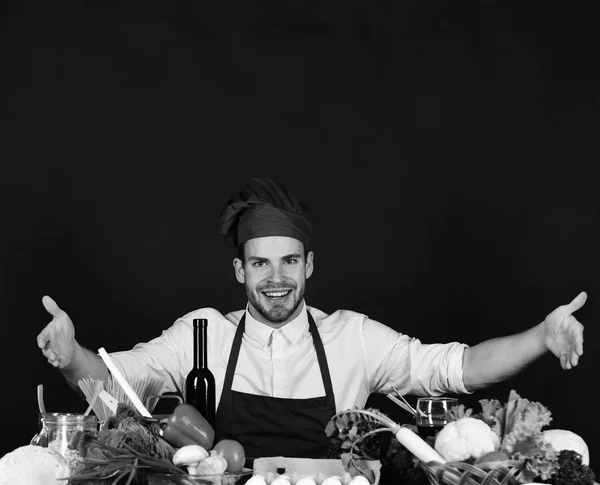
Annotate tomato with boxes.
[212,439,246,472]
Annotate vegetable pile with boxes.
[67,404,183,484]
[66,402,246,485]
[325,407,429,484]
[440,389,594,484]
[325,390,595,485]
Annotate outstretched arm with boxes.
[37,295,109,396]
[462,292,587,391]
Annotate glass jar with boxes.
[30,413,98,471]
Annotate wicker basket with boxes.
[421,459,527,485]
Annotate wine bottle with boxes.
[185,318,216,428]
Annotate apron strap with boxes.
[306,311,334,398]
[222,309,334,399]
[222,314,246,393]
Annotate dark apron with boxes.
[215,311,336,459]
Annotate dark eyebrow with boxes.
[247,253,303,263]
[247,256,268,263]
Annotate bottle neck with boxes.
[193,320,208,369]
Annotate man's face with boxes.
[233,236,314,327]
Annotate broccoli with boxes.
[550,449,595,485]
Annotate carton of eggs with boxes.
[246,472,372,485]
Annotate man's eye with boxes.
[253,261,266,267]
[285,259,298,265]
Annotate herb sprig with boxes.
[67,403,183,485]
[68,440,185,484]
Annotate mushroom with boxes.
[172,445,209,474]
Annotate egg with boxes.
[270,476,291,485]
[295,478,317,485]
[246,475,268,485]
[348,476,371,485]
[340,472,352,485]
[321,476,343,485]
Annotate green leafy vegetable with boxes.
[549,449,596,485]
[457,390,558,481]
[325,407,429,484]
[68,403,181,485]
[501,390,553,453]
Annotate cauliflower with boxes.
[434,417,500,462]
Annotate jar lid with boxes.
[39,413,98,424]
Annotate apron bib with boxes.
[215,311,336,459]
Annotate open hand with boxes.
[544,291,587,370]
[37,295,76,369]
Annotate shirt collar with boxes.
[244,301,309,347]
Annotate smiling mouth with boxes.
[262,290,292,300]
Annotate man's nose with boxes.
[268,265,284,282]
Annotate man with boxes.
[37,177,587,459]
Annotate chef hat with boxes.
[219,177,314,248]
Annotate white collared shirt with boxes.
[110,302,470,412]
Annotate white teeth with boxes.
[264,291,289,297]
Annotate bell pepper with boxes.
[161,403,215,450]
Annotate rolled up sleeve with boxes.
[108,319,191,396]
[408,341,471,395]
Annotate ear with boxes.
[305,251,314,279]
[233,258,245,284]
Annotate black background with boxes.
[2,0,599,469]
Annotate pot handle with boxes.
[148,393,184,414]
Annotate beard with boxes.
[246,283,305,324]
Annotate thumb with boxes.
[42,295,63,317]
[564,291,588,315]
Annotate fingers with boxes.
[39,295,71,369]
[563,321,584,369]
[559,347,583,370]
[562,352,580,370]
[571,318,584,355]
[41,345,61,367]
[38,337,53,358]
[37,311,60,365]
[36,330,49,349]
[564,291,587,315]
[49,355,60,367]
[42,295,62,317]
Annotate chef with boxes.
[37,177,587,459]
